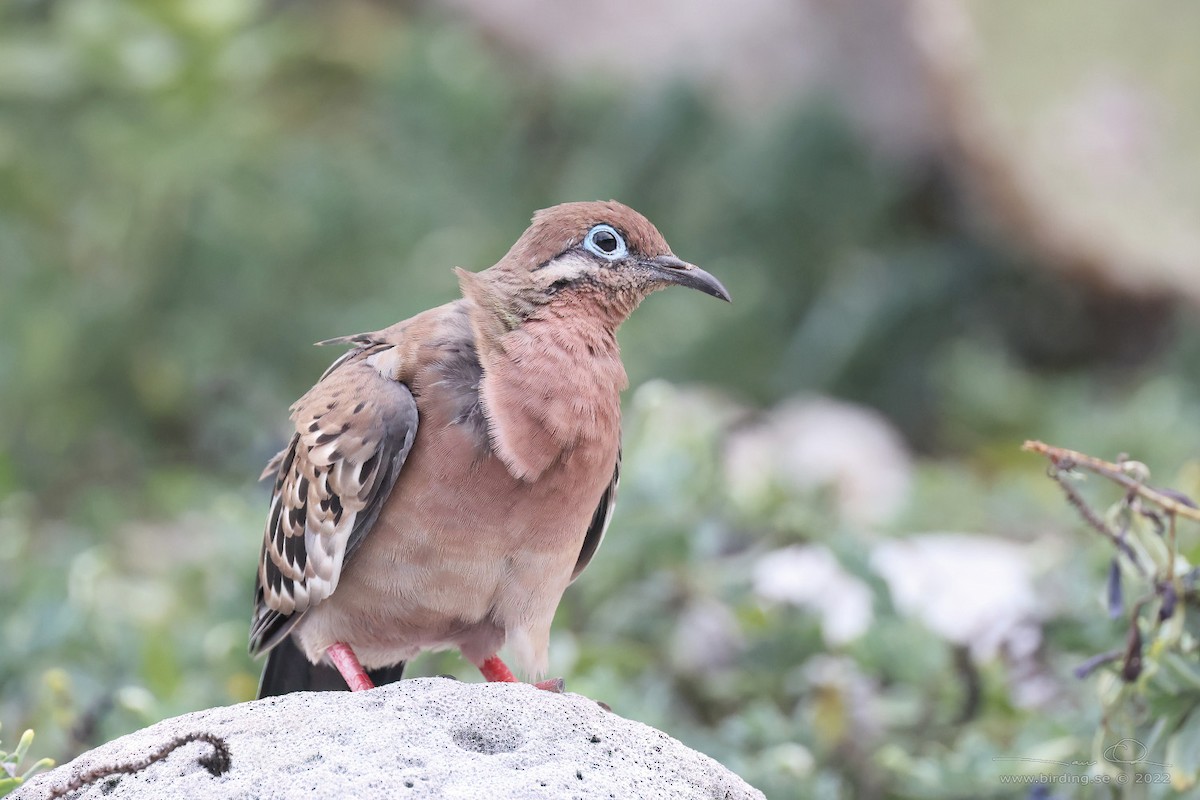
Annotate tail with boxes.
[257,636,407,698]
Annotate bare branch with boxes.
[1023,441,1200,524]
[1047,467,1148,577]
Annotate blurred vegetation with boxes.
[1022,443,1200,794]
[3,1,1200,798]
[0,724,53,797]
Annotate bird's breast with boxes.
[318,416,615,672]
[305,311,623,672]
[478,320,626,482]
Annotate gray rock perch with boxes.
[16,678,764,799]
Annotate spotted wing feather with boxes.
[250,343,418,655]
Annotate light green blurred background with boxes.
[3,1,1200,797]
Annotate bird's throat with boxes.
[477,313,625,482]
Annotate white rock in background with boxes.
[753,545,874,646]
[670,597,746,675]
[15,679,763,800]
[870,533,1039,662]
[726,396,913,527]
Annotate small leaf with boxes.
[1156,486,1199,509]
[1162,652,1200,692]
[1166,709,1200,789]
[1106,559,1124,619]
[12,730,32,764]
[1074,649,1122,680]
[1159,583,1178,622]
[1122,618,1144,682]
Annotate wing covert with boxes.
[250,346,418,655]
[571,451,620,582]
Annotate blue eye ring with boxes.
[582,224,628,260]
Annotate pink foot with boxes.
[327,642,375,691]
[477,655,564,693]
[533,677,566,693]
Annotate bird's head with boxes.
[458,201,729,332]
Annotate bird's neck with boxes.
[469,297,627,482]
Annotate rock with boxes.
[16,678,763,799]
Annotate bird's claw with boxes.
[533,677,566,693]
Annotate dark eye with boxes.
[594,230,618,252]
[583,224,628,260]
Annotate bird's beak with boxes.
[646,255,732,302]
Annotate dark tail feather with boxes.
[258,636,407,698]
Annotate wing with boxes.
[249,342,418,655]
[571,449,620,582]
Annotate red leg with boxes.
[478,655,517,682]
[477,655,564,693]
[327,642,375,691]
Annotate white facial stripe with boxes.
[538,251,595,286]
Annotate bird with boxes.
[249,200,730,697]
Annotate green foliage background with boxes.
[3,2,1200,798]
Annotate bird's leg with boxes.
[476,655,565,693]
[326,642,375,691]
[477,655,516,682]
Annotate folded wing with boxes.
[249,342,418,655]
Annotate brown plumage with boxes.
[250,200,729,696]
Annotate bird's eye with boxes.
[593,230,618,252]
[583,224,627,260]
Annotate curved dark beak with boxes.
[646,255,731,302]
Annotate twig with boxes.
[1074,649,1123,680]
[1023,441,1200,523]
[47,732,230,799]
[1046,466,1148,577]
[1169,511,1179,588]
[1121,600,1147,682]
